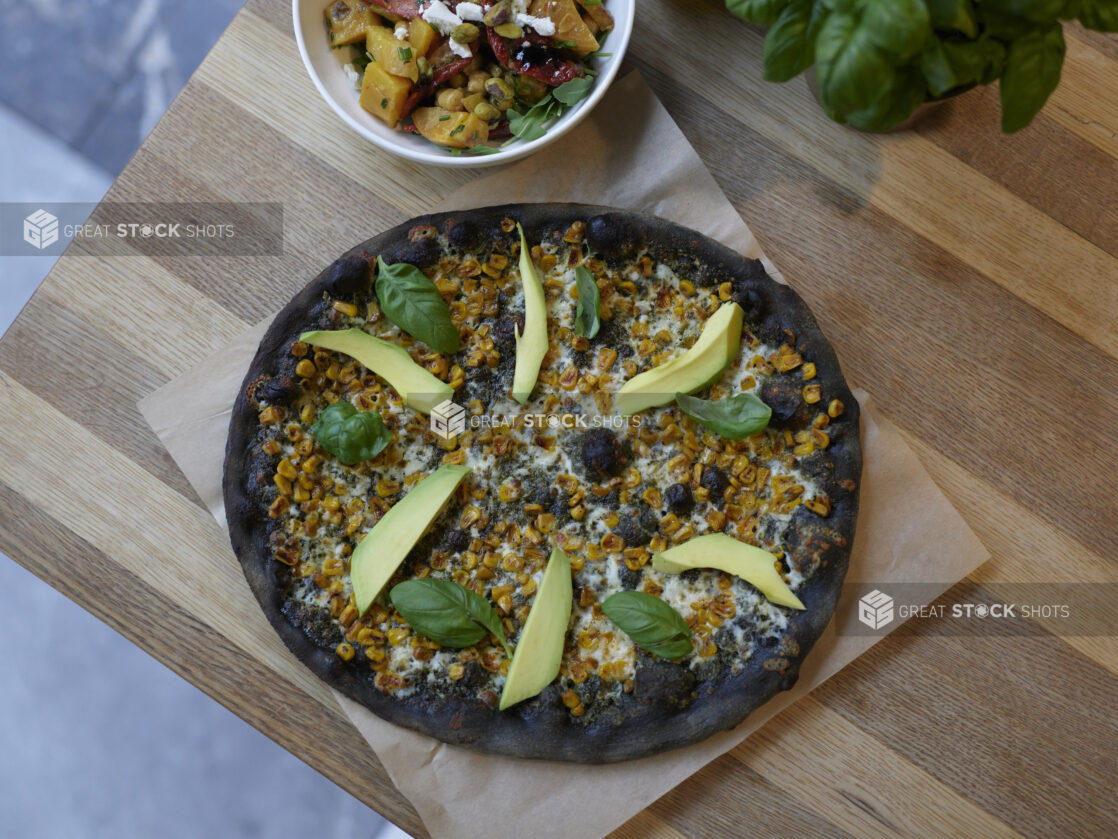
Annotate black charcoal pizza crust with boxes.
[223,203,861,763]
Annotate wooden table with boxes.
[3,1,1116,836]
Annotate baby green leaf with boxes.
[1000,23,1065,133]
[675,391,772,440]
[375,256,460,353]
[552,76,594,106]
[311,402,392,465]
[573,266,601,339]
[390,579,512,656]
[602,591,693,660]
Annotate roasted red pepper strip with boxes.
[401,56,474,118]
[366,0,424,19]
[366,0,465,17]
[485,26,586,87]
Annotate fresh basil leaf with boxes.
[921,36,957,98]
[845,65,926,131]
[762,0,824,82]
[726,0,790,26]
[602,591,693,660]
[573,266,601,339]
[645,635,696,659]
[390,579,512,656]
[814,12,895,119]
[1078,0,1118,31]
[862,0,930,60]
[925,0,978,37]
[936,37,1006,91]
[1000,23,1065,132]
[553,76,594,106]
[311,402,392,465]
[675,391,772,439]
[374,255,460,353]
[982,0,1067,25]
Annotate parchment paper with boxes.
[139,72,989,839]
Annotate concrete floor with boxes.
[0,2,410,837]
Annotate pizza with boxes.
[223,203,860,762]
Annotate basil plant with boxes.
[728,0,1116,132]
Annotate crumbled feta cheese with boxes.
[394,22,409,40]
[510,0,529,14]
[516,13,555,37]
[449,38,473,59]
[421,0,462,35]
[456,2,484,22]
[343,62,361,91]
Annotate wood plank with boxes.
[0,371,327,694]
[914,82,1117,257]
[0,478,427,839]
[815,635,1118,837]
[733,697,1021,838]
[641,753,852,839]
[0,296,198,503]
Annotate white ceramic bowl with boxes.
[294,0,634,167]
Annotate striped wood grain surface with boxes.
[1,1,1115,836]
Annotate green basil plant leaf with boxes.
[390,579,513,656]
[921,36,958,98]
[1078,0,1118,32]
[814,12,896,119]
[862,0,929,60]
[925,0,978,37]
[762,0,825,82]
[846,64,926,130]
[675,391,772,440]
[375,255,460,353]
[727,0,790,26]
[1000,23,1065,133]
[311,402,392,465]
[936,36,1007,91]
[601,591,693,660]
[982,0,1067,26]
[573,266,601,339]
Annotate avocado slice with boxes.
[499,547,573,710]
[511,224,549,404]
[651,533,805,610]
[351,464,471,615]
[615,302,744,416]
[300,328,453,415]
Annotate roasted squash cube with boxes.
[325,1,381,47]
[412,107,490,149]
[360,62,413,128]
[366,25,419,83]
[529,0,598,54]
[408,18,438,58]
